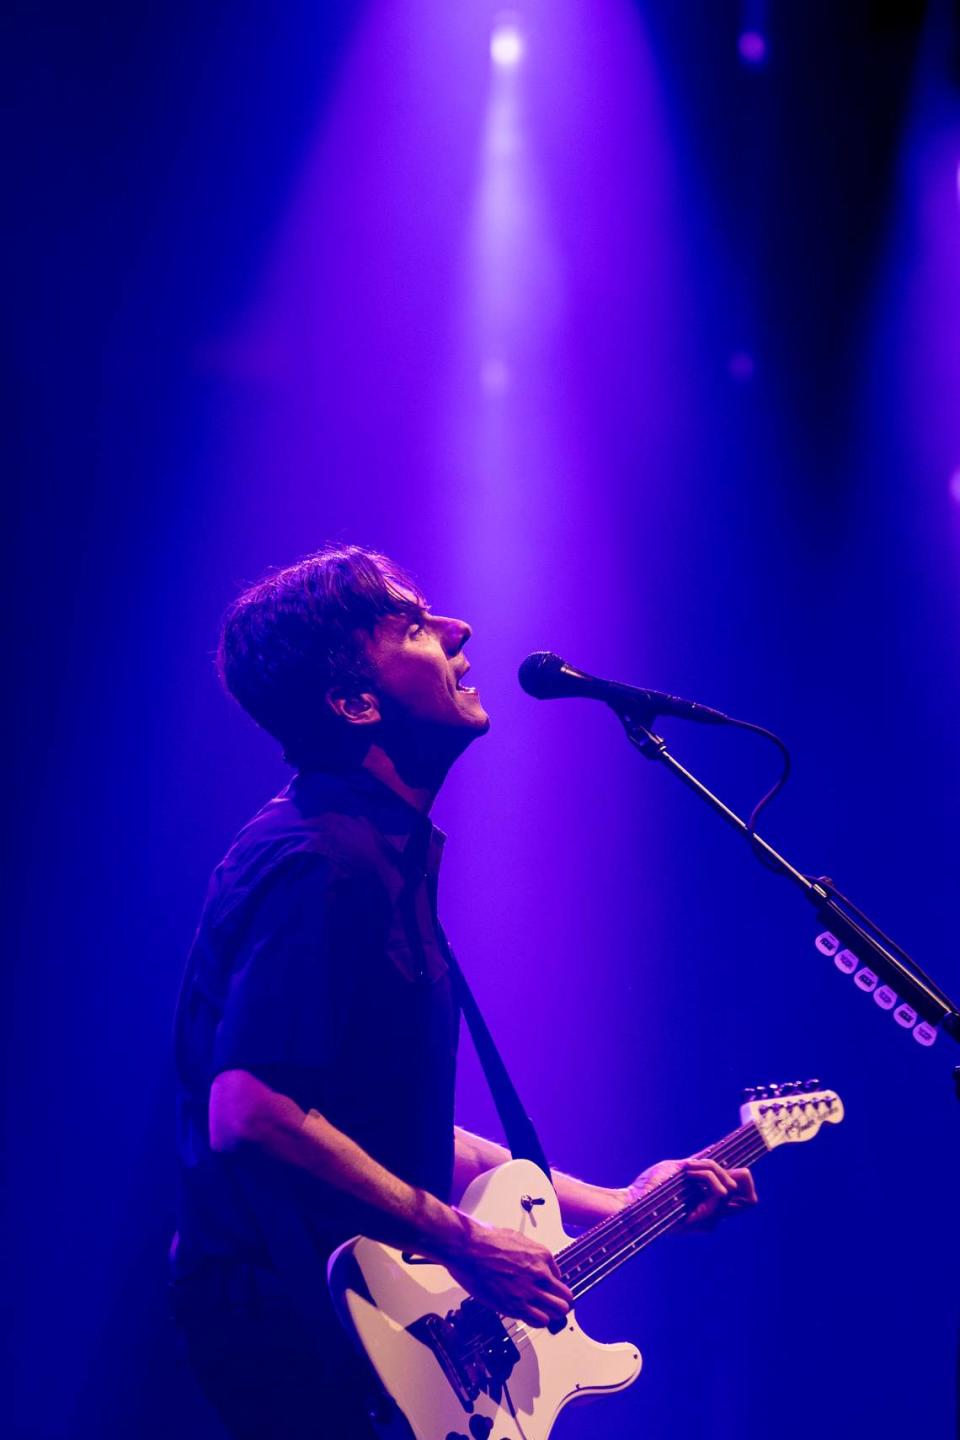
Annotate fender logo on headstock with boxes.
[740,1082,844,1149]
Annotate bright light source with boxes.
[949,468,960,504]
[738,31,767,65]
[491,22,524,68]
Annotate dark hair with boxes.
[217,545,423,769]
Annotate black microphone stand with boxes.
[614,703,960,1083]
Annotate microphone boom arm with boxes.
[617,705,960,1046]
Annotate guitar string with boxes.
[556,1125,766,1276]
[553,1135,766,1312]
[555,1098,838,1289]
[468,1127,771,1366]
[459,1113,832,1368]
[567,1139,748,1257]
[497,1117,828,1363]
[552,1100,834,1284]
[500,1130,763,1342]
[499,1146,763,1359]
[501,1197,728,1358]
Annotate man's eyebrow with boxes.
[391,600,429,625]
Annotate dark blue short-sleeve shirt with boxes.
[172,768,460,1278]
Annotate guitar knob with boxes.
[742,1087,757,1100]
[805,1077,821,1090]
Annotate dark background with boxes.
[6,2,960,1436]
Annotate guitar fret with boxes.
[559,1121,766,1291]
[331,1086,841,1440]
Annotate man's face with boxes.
[362,587,490,742]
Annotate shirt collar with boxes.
[292,766,446,873]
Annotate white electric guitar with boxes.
[329,1083,843,1440]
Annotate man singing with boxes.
[171,544,756,1439]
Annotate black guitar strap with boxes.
[441,934,553,1185]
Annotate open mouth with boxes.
[455,669,479,696]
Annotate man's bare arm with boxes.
[210,1070,573,1326]
[454,1126,757,1231]
[454,1126,624,1227]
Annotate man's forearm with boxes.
[454,1126,625,1228]
[211,1070,467,1258]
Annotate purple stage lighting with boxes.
[490,18,524,69]
[480,356,511,395]
[738,31,767,66]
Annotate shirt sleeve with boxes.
[211,852,347,1086]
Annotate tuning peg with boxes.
[768,1082,782,1097]
[742,1087,757,1101]
[805,1078,822,1090]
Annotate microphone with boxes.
[517,651,730,725]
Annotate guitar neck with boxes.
[557,1122,768,1301]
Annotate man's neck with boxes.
[361,747,441,815]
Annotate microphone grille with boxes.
[518,651,566,698]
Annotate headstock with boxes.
[740,1081,844,1150]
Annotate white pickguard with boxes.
[328,1160,642,1440]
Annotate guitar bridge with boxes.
[409,1300,520,1411]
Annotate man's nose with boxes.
[443,617,471,655]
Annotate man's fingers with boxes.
[548,1279,574,1309]
[545,1251,564,1281]
[627,1154,758,1234]
[521,1286,570,1325]
[534,1272,573,1308]
[688,1157,750,1195]
[731,1168,758,1204]
[684,1160,758,1221]
[683,1160,732,1198]
[534,1246,572,1305]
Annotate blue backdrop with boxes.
[7,3,959,1437]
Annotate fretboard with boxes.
[557,1122,768,1300]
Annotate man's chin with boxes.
[456,710,490,738]
[452,691,490,733]
[451,705,491,743]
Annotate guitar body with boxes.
[329,1089,843,1439]
[328,1160,642,1440]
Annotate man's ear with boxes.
[325,687,381,727]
